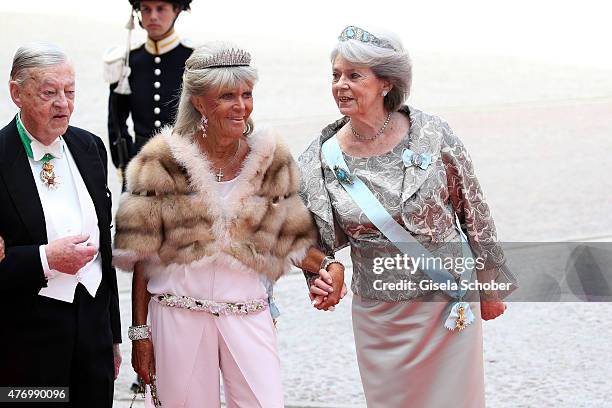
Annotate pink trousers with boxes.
[145,300,284,408]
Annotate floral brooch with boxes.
[402,149,432,170]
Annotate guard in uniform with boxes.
[104,0,194,176]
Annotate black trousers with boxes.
[0,283,115,407]
[134,134,150,155]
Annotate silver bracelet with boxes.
[128,324,150,341]
[320,255,343,271]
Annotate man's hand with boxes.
[0,235,5,263]
[46,234,97,275]
[132,339,155,384]
[113,343,122,380]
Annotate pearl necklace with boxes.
[350,112,392,141]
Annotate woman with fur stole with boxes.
[112,42,343,407]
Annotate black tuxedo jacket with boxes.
[0,117,121,344]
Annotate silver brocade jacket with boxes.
[298,106,517,301]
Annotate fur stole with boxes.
[113,126,317,282]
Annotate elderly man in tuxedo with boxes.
[0,43,121,407]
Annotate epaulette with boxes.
[180,38,195,49]
[102,42,143,84]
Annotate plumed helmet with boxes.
[129,0,192,11]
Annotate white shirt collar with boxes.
[18,111,64,160]
[145,30,181,55]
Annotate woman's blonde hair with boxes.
[173,41,258,137]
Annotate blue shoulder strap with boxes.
[322,135,473,300]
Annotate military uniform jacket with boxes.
[106,32,193,168]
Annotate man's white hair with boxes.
[10,43,68,86]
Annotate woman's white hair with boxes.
[174,41,258,137]
[10,43,68,86]
[331,28,412,112]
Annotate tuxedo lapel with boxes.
[0,118,47,243]
[63,128,108,229]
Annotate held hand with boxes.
[0,235,5,262]
[308,268,332,309]
[310,264,347,311]
[309,292,327,310]
[46,234,97,275]
[132,338,155,384]
[113,343,122,380]
[320,283,348,311]
[481,299,507,320]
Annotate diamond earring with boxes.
[382,90,389,97]
[199,115,208,137]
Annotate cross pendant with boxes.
[216,168,224,182]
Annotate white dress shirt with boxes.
[19,113,103,303]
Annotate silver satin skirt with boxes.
[352,292,486,408]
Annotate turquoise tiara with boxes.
[338,26,396,51]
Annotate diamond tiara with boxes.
[338,26,396,51]
[195,48,251,70]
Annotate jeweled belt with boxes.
[153,293,268,316]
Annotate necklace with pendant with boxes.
[350,112,392,141]
[212,139,241,182]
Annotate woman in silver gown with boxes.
[298,26,517,408]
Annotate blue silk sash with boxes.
[321,135,475,303]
